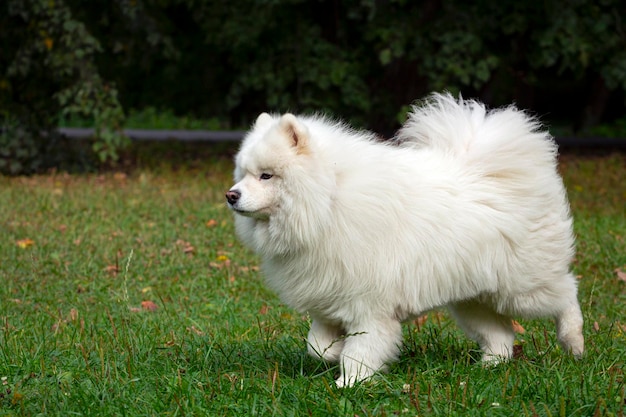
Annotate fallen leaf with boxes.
[104,264,119,275]
[69,308,79,322]
[513,344,525,359]
[210,257,231,269]
[175,239,195,254]
[414,314,429,327]
[16,238,34,249]
[141,300,158,311]
[593,321,600,332]
[205,219,218,228]
[616,268,626,283]
[11,391,23,405]
[259,304,270,315]
[512,320,526,334]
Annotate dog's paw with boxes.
[481,353,509,367]
[335,374,360,388]
[335,369,377,388]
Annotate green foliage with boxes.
[586,116,626,138]
[2,0,626,173]
[1,0,127,174]
[60,107,224,130]
[0,116,43,174]
[56,77,126,163]
[55,0,626,133]
[123,108,223,130]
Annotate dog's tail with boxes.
[396,92,557,167]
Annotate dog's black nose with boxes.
[225,190,241,205]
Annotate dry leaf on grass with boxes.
[210,255,232,269]
[238,265,260,273]
[141,300,158,311]
[616,268,626,283]
[414,314,429,327]
[513,344,525,359]
[512,320,526,334]
[104,264,119,275]
[16,238,34,249]
[175,239,195,255]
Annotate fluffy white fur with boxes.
[226,93,584,387]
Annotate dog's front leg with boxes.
[335,318,402,388]
[307,319,344,362]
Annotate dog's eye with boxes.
[259,173,273,180]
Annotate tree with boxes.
[2,0,625,174]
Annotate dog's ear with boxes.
[279,114,309,154]
[254,112,274,128]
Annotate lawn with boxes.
[0,146,624,416]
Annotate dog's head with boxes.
[226,112,310,220]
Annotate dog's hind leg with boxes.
[556,303,584,357]
[448,300,515,363]
[503,272,584,358]
[555,280,584,357]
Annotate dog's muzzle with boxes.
[225,189,241,206]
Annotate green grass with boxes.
[0,149,624,416]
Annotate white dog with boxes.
[226,93,584,387]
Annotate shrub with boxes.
[1,0,127,174]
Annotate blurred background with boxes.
[2,0,625,174]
